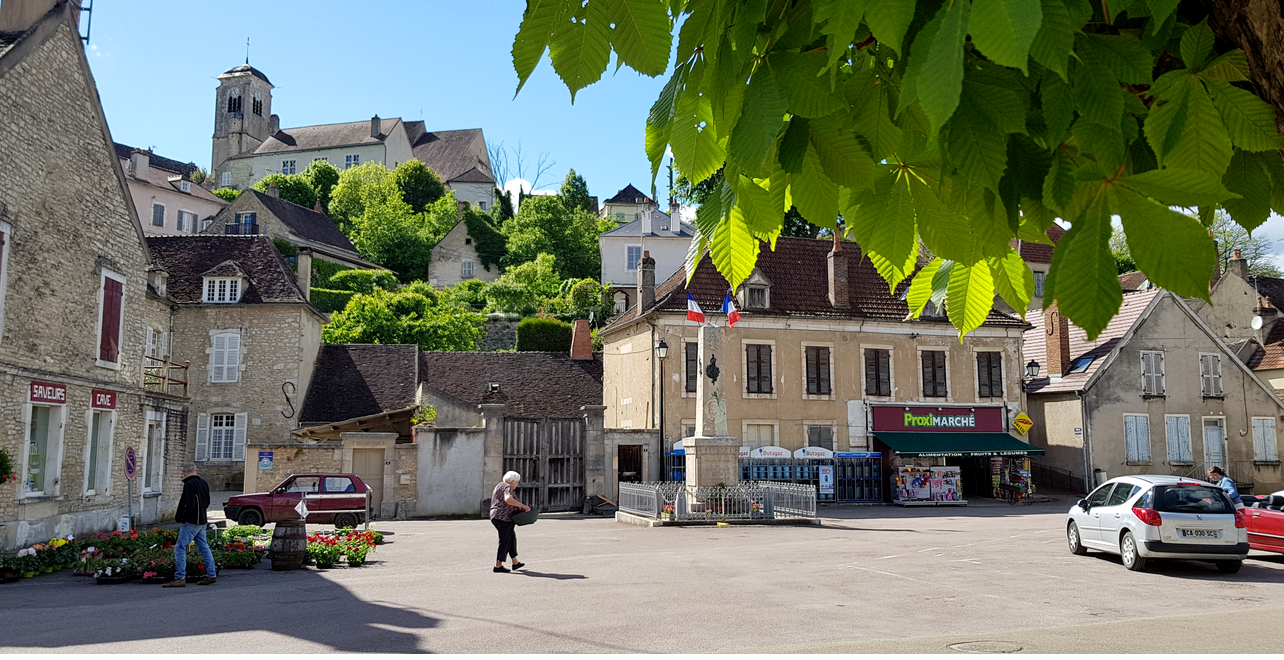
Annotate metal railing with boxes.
[1030,461,1077,491]
[619,482,816,521]
[143,356,188,396]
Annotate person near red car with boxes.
[490,471,530,573]
[165,463,217,588]
[1208,466,1245,510]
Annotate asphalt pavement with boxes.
[2,500,1282,653]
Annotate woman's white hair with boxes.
[503,471,521,484]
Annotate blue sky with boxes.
[85,0,670,200]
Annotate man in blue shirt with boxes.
[1208,466,1245,510]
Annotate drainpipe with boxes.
[1077,389,1093,492]
[647,322,656,429]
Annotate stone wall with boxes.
[243,442,343,494]
[429,221,500,288]
[479,318,518,351]
[175,305,323,491]
[415,427,485,516]
[0,18,189,551]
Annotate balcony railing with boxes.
[143,356,188,397]
[224,222,260,235]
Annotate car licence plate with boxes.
[1178,528,1220,539]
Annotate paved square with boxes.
[3,502,1282,653]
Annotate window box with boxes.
[1253,460,1282,467]
[1125,462,1153,467]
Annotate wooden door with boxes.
[619,445,643,484]
[352,449,384,516]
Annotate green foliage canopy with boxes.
[392,159,447,212]
[511,0,1284,340]
[328,269,400,294]
[253,173,318,209]
[516,317,573,351]
[560,168,594,212]
[461,205,508,271]
[323,288,485,351]
[502,195,609,280]
[211,187,240,202]
[303,160,341,215]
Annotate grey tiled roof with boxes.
[245,189,358,255]
[605,184,652,205]
[221,63,271,84]
[113,142,198,178]
[407,125,495,184]
[601,210,696,237]
[146,235,309,305]
[299,345,419,423]
[419,351,603,419]
[250,117,402,155]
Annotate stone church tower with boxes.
[210,63,275,186]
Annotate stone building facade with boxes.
[115,143,227,237]
[203,188,379,271]
[148,235,325,491]
[428,221,502,288]
[0,1,189,551]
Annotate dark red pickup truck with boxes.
[224,473,369,527]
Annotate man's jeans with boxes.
[175,523,216,580]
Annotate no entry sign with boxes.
[124,446,136,480]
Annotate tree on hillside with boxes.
[560,168,593,212]
[493,187,515,221]
[392,159,446,213]
[189,166,208,184]
[501,195,605,280]
[323,288,485,351]
[303,160,340,215]
[327,161,398,231]
[253,173,317,209]
[212,188,240,202]
[485,252,562,315]
[509,1,1284,340]
[1114,212,1281,277]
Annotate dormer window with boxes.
[204,277,242,303]
[747,287,767,308]
[179,181,192,193]
[738,270,772,310]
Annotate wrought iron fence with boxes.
[618,482,816,522]
[1030,461,1077,491]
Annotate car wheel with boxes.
[1121,531,1147,571]
[334,512,360,529]
[237,508,264,526]
[1067,522,1089,555]
[1215,560,1242,574]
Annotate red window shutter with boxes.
[99,278,124,362]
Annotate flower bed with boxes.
[307,529,378,568]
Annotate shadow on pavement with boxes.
[0,568,439,652]
[1080,550,1284,583]
[516,570,587,580]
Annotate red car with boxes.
[224,473,370,527]
[1243,493,1284,554]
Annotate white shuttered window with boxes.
[1200,354,1223,397]
[210,332,241,383]
[1253,417,1279,462]
[1124,414,1150,462]
[1141,351,1165,396]
[1165,415,1193,462]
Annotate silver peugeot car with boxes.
[1067,474,1249,572]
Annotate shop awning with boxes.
[873,432,1045,458]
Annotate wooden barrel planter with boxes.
[269,520,308,571]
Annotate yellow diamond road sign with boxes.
[1012,412,1034,435]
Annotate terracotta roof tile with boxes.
[1251,320,1284,370]
[604,237,1027,332]
[419,352,603,419]
[1024,288,1161,393]
[1119,271,1152,292]
[1011,225,1065,264]
[299,345,419,423]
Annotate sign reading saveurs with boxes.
[871,405,1004,433]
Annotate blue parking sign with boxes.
[258,451,273,470]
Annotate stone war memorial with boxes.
[616,323,818,526]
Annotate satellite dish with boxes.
[1252,315,1264,330]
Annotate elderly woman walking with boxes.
[490,471,531,573]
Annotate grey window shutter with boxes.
[990,354,1003,398]
[762,345,773,392]
[922,353,933,397]
[818,347,831,395]
[746,345,758,393]
[934,352,947,396]
[233,413,248,461]
[865,349,877,396]
[1125,417,1137,461]
[878,350,890,396]
[806,348,818,394]
[1213,356,1223,397]
[195,413,210,461]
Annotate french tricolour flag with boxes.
[686,294,705,324]
[722,294,741,328]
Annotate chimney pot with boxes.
[570,319,593,359]
[1044,303,1072,378]
[270,113,280,134]
[1234,248,1243,259]
[267,182,279,198]
[637,251,656,312]
[130,149,150,180]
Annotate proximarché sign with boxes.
[903,412,976,429]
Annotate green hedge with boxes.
[311,259,351,289]
[310,288,356,314]
[515,317,572,352]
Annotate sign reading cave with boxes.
[872,405,1004,433]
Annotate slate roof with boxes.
[246,117,403,156]
[245,189,359,254]
[1024,288,1161,394]
[605,184,652,205]
[1247,275,1284,307]
[600,210,696,238]
[419,352,603,419]
[145,235,309,305]
[221,63,271,84]
[113,142,198,178]
[604,236,1027,332]
[1011,225,1065,264]
[0,30,25,58]
[299,345,419,423]
[406,125,495,184]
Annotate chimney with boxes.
[0,0,77,32]
[1257,295,1279,326]
[637,250,656,312]
[827,234,849,308]
[371,115,381,139]
[270,114,280,134]
[267,182,279,198]
[1044,303,1072,379]
[296,248,313,300]
[640,209,652,235]
[570,319,593,359]
[130,149,150,180]
[1227,247,1249,280]
[313,201,323,213]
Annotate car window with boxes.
[1137,489,1153,508]
[1107,483,1140,507]
[324,476,356,493]
[1152,485,1234,513]
[284,476,320,493]
[1087,484,1113,506]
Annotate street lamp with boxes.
[1024,360,1040,379]
[655,339,669,435]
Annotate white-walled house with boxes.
[115,143,227,236]
[599,209,694,313]
[600,184,656,224]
